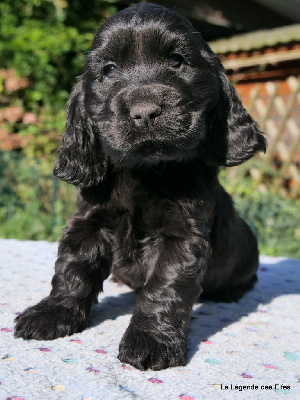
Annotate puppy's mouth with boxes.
[102,139,197,168]
[100,111,205,168]
[126,139,197,165]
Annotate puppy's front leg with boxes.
[118,235,210,370]
[15,213,112,340]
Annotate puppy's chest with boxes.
[109,170,213,287]
[115,194,183,253]
[111,191,190,287]
[112,171,192,238]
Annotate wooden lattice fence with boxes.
[232,76,300,198]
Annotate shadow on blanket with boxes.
[87,258,299,364]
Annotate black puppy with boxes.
[15,3,266,370]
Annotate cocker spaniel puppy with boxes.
[15,3,266,370]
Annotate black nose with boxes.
[130,103,162,127]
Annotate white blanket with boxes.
[0,239,299,399]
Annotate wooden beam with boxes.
[222,49,300,70]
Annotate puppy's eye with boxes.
[168,54,184,69]
[103,64,118,78]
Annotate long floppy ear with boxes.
[53,78,107,187]
[201,57,267,167]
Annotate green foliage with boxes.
[0,0,118,161]
[0,0,118,111]
[220,162,300,259]
[0,151,76,241]
[19,108,66,160]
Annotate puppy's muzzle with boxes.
[111,84,178,128]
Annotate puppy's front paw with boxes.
[15,297,88,340]
[118,323,187,370]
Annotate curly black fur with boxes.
[15,3,266,370]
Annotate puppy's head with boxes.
[54,3,266,187]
